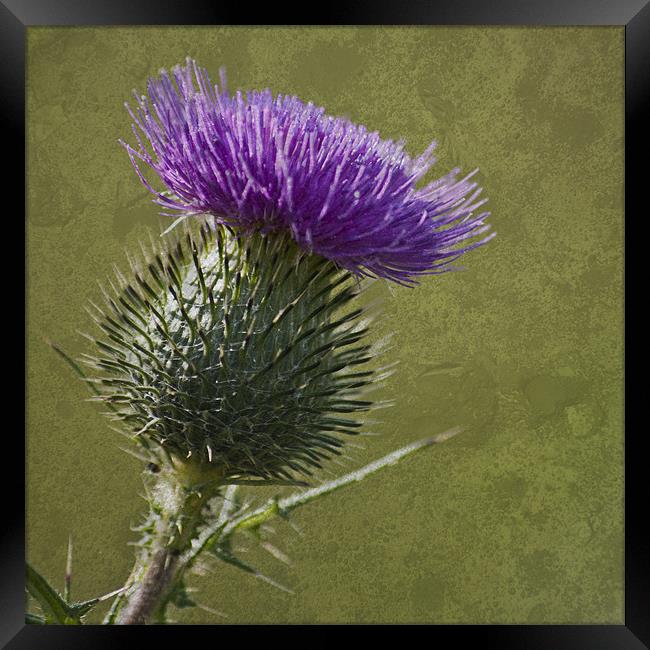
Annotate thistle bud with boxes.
[83,223,375,485]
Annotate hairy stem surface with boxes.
[116,470,216,624]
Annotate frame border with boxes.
[9,1,643,646]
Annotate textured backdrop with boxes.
[26,26,624,624]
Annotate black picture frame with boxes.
[8,1,644,646]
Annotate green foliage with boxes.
[26,562,125,625]
[80,221,378,482]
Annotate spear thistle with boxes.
[29,59,493,625]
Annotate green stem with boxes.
[224,429,462,537]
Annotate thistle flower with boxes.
[33,59,496,628]
[122,58,493,285]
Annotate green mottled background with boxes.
[26,27,624,624]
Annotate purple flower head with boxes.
[122,58,493,285]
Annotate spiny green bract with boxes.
[82,221,378,482]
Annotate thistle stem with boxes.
[116,475,214,625]
[117,548,177,624]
